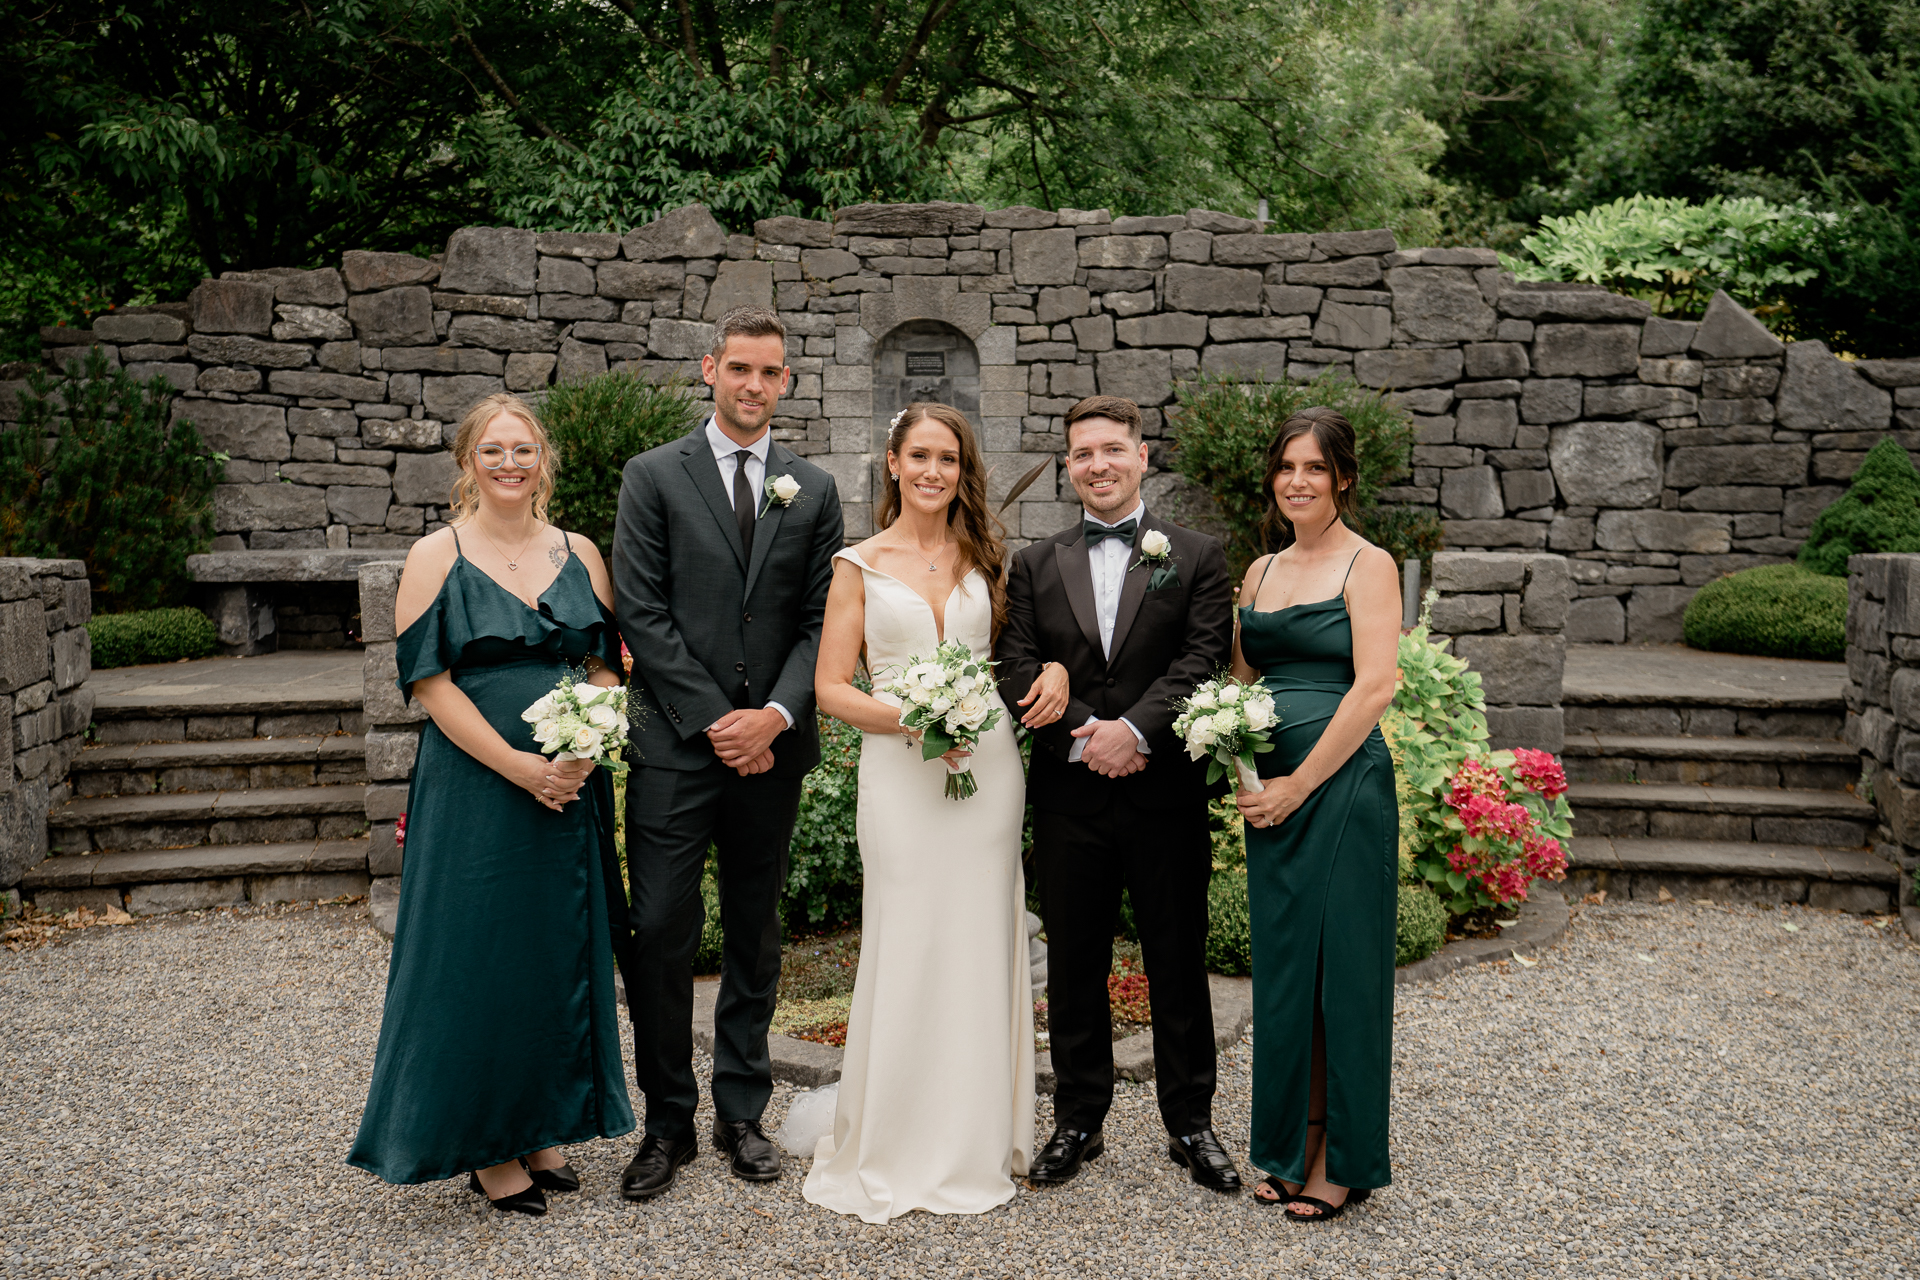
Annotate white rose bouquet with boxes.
[521,667,631,778]
[1172,673,1279,793]
[876,639,1004,800]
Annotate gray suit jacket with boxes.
[613,428,844,778]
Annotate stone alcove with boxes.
[871,320,982,459]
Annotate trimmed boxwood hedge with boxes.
[88,607,218,669]
[1396,883,1448,967]
[1682,563,1846,661]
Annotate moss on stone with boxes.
[1797,436,1920,577]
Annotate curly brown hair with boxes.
[1260,406,1358,549]
[879,402,1009,636]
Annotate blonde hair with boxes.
[447,393,558,523]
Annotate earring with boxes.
[890,473,899,481]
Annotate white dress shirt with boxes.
[702,417,792,731]
[1069,500,1150,764]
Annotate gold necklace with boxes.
[475,519,541,571]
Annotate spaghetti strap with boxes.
[449,526,464,558]
[1253,553,1277,594]
[1338,547,1363,589]
[562,530,573,558]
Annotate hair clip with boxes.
[890,408,910,431]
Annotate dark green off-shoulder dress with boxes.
[347,535,634,1185]
[1240,562,1397,1192]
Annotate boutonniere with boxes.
[760,472,802,517]
[1131,528,1180,588]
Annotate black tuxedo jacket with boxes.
[612,427,844,779]
[998,508,1234,815]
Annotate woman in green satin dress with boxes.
[347,394,634,1215]
[1231,407,1402,1221]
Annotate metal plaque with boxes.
[904,352,946,377]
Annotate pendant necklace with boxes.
[478,520,540,571]
[913,537,947,573]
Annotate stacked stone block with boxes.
[1843,553,1920,909]
[1426,551,1569,752]
[0,559,92,893]
[6,202,1919,640]
[354,562,418,930]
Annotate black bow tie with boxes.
[1083,517,1137,548]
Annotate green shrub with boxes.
[543,370,703,555]
[1396,883,1448,966]
[88,607,218,668]
[1204,869,1252,977]
[1,349,224,611]
[1797,437,1920,577]
[693,868,723,975]
[785,712,864,934]
[1170,368,1440,575]
[1683,564,1846,661]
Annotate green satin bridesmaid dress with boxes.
[347,534,634,1185]
[1239,562,1397,1191]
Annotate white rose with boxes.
[769,473,802,503]
[1140,529,1171,558]
[572,725,603,752]
[1188,720,1218,748]
[1218,683,1242,704]
[1243,700,1274,731]
[535,717,560,740]
[522,694,556,723]
[587,704,619,729]
[930,695,953,715]
[1190,687,1218,710]
[953,674,978,697]
[910,685,935,706]
[955,693,988,727]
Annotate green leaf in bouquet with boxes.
[1204,758,1226,786]
[921,725,956,761]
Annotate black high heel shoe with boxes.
[522,1157,581,1193]
[1286,1186,1371,1222]
[468,1170,548,1216]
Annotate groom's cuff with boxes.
[1067,715,1150,763]
[766,702,795,730]
[1119,717,1151,755]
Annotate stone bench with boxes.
[187,549,412,654]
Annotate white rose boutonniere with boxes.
[1131,528,1180,589]
[761,472,803,516]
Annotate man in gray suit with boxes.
[612,305,844,1200]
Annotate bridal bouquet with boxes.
[522,669,630,778]
[1173,674,1278,792]
[877,640,1003,800]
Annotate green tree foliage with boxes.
[541,371,703,555]
[0,349,224,611]
[1796,437,1920,574]
[1504,195,1835,318]
[1170,369,1438,575]
[1682,564,1848,660]
[87,607,217,668]
[784,713,865,935]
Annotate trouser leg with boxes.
[1032,808,1125,1135]
[1125,808,1218,1137]
[708,768,803,1125]
[625,762,723,1139]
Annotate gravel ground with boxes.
[3,896,1918,1279]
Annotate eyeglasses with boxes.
[475,444,542,470]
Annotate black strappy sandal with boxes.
[1254,1175,1303,1207]
[1286,1186,1372,1222]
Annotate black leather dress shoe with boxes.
[621,1133,697,1201]
[522,1158,581,1193]
[712,1119,782,1181]
[1027,1126,1105,1185]
[1168,1128,1243,1193]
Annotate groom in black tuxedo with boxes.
[999,394,1241,1193]
[612,305,843,1199]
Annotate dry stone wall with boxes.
[0,559,91,893]
[9,201,1919,642]
[1844,553,1920,911]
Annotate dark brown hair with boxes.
[879,402,1009,636]
[1063,394,1143,446]
[709,305,787,359]
[1260,406,1359,549]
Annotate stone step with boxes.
[1563,701,1844,741]
[22,837,371,916]
[1562,733,1858,791]
[1567,836,1896,913]
[70,734,368,797]
[1568,781,1876,847]
[88,653,365,745]
[46,784,369,855]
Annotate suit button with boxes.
[1106,677,1116,686]
[735,662,747,672]
[743,612,752,623]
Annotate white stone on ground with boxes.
[1,897,1917,1277]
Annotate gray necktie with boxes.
[732,449,755,561]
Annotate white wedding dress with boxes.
[802,550,1035,1223]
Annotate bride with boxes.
[807,402,1069,1222]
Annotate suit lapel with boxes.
[1106,510,1160,664]
[1053,533,1103,657]
[743,443,794,597]
[679,428,746,571]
